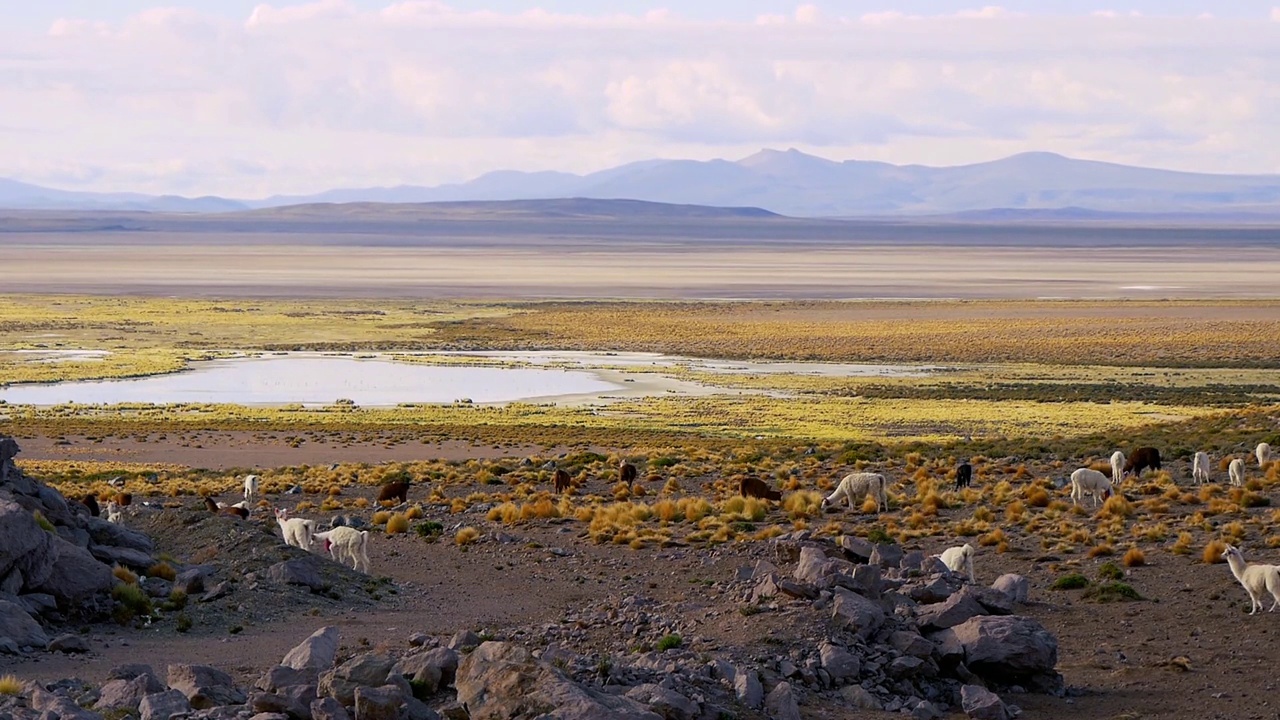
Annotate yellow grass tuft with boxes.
[1203,539,1228,564]
[782,490,823,519]
[328,485,342,496]
[861,496,881,514]
[978,528,1006,547]
[371,511,391,525]
[1004,500,1027,523]
[386,513,410,534]
[113,565,138,585]
[678,497,713,522]
[1025,487,1050,507]
[405,504,424,520]
[653,499,682,523]
[353,497,370,509]
[1099,495,1133,518]
[487,502,520,524]
[455,527,480,545]
[147,562,176,581]
[1122,546,1146,567]
[0,675,21,696]
[1087,543,1114,559]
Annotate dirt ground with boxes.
[6,437,1280,720]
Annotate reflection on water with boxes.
[0,354,621,406]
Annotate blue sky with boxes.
[2,2,1279,195]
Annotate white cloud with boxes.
[3,3,1280,195]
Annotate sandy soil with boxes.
[6,448,1280,720]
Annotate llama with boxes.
[274,508,315,551]
[954,462,973,491]
[313,526,370,573]
[552,468,571,494]
[1222,544,1280,615]
[739,476,782,502]
[938,543,976,582]
[1122,447,1161,480]
[243,474,260,502]
[1109,451,1126,485]
[1229,458,1245,487]
[1069,468,1113,507]
[822,472,888,513]
[376,481,409,505]
[1258,443,1272,468]
[82,493,101,518]
[619,460,638,491]
[1192,451,1211,485]
[204,496,249,519]
[104,501,123,524]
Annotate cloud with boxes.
[3,3,1280,195]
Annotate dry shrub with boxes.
[353,497,370,509]
[679,497,713,522]
[147,562,176,581]
[979,528,1006,547]
[861,496,881,514]
[406,505,424,520]
[487,502,519,524]
[386,513,409,534]
[455,527,480,545]
[328,485,342,496]
[782,491,823,519]
[1203,539,1228,564]
[1122,547,1146,567]
[449,498,468,514]
[653,499,682,523]
[1222,521,1246,543]
[972,506,993,523]
[319,498,342,512]
[663,478,683,495]
[1087,543,1115,559]
[1099,495,1133,518]
[1025,487,1050,507]
[371,511,391,525]
[113,565,138,585]
[1004,500,1027,523]
[520,498,560,520]
[0,675,21,696]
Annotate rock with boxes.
[89,544,154,571]
[900,551,925,571]
[436,704,468,720]
[869,543,902,569]
[889,631,934,659]
[48,632,90,653]
[250,690,312,720]
[733,669,763,709]
[840,684,882,710]
[831,587,886,639]
[917,586,989,630]
[839,535,874,562]
[888,656,925,678]
[910,700,944,720]
[33,538,117,607]
[927,628,965,662]
[840,564,881,598]
[455,641,661,720]
[320,654,398,706]
[951,616,1059,685]
[96,674,168,712]
[141,576,174,599]
[401,694,442,720]
[962,685,1010,720]
[819,643,860,683]
[139,689,193,720]
[968,586,1016,616]
[174,566,214,596]
[447,630,481,651]
[624,684,699,720]
[18,592,57,617]
[109,664,161,681]
[282,627,341,671]
[905,575,964,605]
[268,559,329,592]
[763,682,801,720]
[353,685,403,720]
[257,666,319,693]
[393,648,459,694]
[84,516,155,554]
[793,547,836,585]
[775,579,817,600]
[0,599,49,648]
[991,575,1030,605]
[31,686,101,720]
[311,697,352,720]
[0,498,58,590]
[168,664,248,709]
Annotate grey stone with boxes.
[906,574,964,605]
[268,559,329,592]
[18,592,57,617]
[624,684,699,720]
[320,654,397,706]
[840,685,882,710]
[446,630,481,651]
[793,547,836,585]
[167,664,247,709]
[139,690,193,720]
[910,700,944,720]
[282,627,341,671]
[393,648,458,693]
[174,566,214,596]
[84,516,154,554]
[733,669,763,709]
[199,581,232,603]
[33,538,117,606]
[30,686,101,720]
[818,643,860,683]
[350,681,399,720]
[961,684,1010,720]
[763,682,800,720]
[310,698,351,720]
[870,543,902,569]
[890,631,934,658]
[454,641,660,720]
[0,499,57,590]
[96,674,167,712]
[917,586,989,630]
[831,587,886,639]
[48,632,90,653]
[951,616,1059,681]
[900,551,925,571]
[990,575,1030,605]
[0,600,49,648]
[888,656,925,678]
[256,666,319,693]
[108,664,160,681]
[839,535,874,561]
[89,544,154,571]
[249,691,312,720]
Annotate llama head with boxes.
[1222,544,1241,561]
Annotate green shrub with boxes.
[1082,581,1143,603]
[656,634,683,652]
[1050,573,1089,590]
[1097,562,1124,581]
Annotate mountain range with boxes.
[5,150,1280,218]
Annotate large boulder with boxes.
[917,586,988,630]
[84,516,155,554]
[393,647,459,694]
[139,689,194,720]
[33,538,117,607]
[167,664,248,709]
[818,643,860,683]
[0,599,49,648]
[268,559,329,592]
[353,685,404,720]
[991,574,1030,605]
[90,544,155,571]
[320,654,399,706]
[950,616,1060,689]
[30,686,102,720]
[455,641,661,720]
[283,626,341,671]
[831,587,885,639]
[764,682,801,720]
[96,673,168,712]
[0,498,57,589]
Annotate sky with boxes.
[2,1,1279,197]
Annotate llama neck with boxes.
[1226,554,1248,581]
